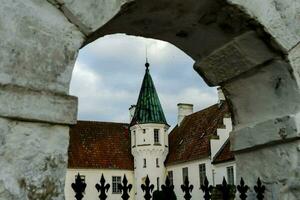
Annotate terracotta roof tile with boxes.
[68,121,134,170]
[212,139,235,164]
[165,102,230,166]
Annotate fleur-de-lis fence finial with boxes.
[119,175,133,200]
[141,175,154,200]
[71,173,87,200]
[237,178,249,200]
[161,176,176,200]
[200,177,213,200]
[95,174,110,200]
[254,178,265,200]
[181,176,193,200]
[220,177,231,200]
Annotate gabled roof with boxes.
[165,102,230,166]
[212,139,235,164]
[68,121,134,170]
[130,63,168,126]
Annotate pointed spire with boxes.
[130,61,168,126]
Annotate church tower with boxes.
[130,61,169,199]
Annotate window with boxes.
[182,167,188,183]
[156,158,159,168]
[227,166,234,185]
[143,129,146,134]
[168,171,173,185]
[112,176,122,194]
[157,177,160,191]
[154,129,159,144]
[143,159,147,168]
[199,163,206,186]
[133,131,136,146]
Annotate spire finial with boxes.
[145,46,150,69]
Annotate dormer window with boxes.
[154,129,160,144]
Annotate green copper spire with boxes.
[130,62,168,126]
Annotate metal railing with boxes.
[71,173,265,200]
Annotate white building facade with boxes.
[65,63,236,200]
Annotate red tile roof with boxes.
[68,121,134,170]
[212,139,235,164]
[165,102,230,166]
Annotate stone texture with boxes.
[58,0,131,33]
[234,141,300,200]
[228,0,300,51]
[0,117,69,200]
[288,43,300,87]
[0,0,84,94]
[194,31,277,86]
[231,114,300,151]
[224,60,300,126]
[0,84,77,125]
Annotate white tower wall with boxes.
[131,123,169,200]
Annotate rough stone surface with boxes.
[231,114,300,151]
[0,117,69,200]
[194,31,277,86]
[0,0,84,94]
[0,84,77,125]
[288,43,300,86]
[235,141,300,200]
[224,60,300,127]
[58,0,131,33]
[228,0,300,51]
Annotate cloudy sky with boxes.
[70,34,217,128]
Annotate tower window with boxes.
[199,163,206,186]
[156,158,159,168]
[112,176,122,194]
[182,167,189,183]
[227,166,234,185]
[143,159,146,168]
[154,129,159,144]
[133,131,136,146]
[168,171,173,185]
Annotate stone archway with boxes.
[0,0,299,199]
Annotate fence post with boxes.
[119,175,133,200]
[200,177,213,200]
[141,175,154,200]
[71,173,87,200]
[237,178,249,200]
[161,176,176,200]
[95,174,110,200]
[181,176,193,200]
[254,178,265,200]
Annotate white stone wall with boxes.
[213,161,236,186]
[131,123,169,200]
[166,159,213,200]
[65,169,135,200]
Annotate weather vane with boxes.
[145,46,150,69]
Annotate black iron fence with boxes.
[71,173,265,200]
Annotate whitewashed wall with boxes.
[65,169,135,200]
[131,123,169,199]
[210,117,232,159]
[213,161,236,185]
[166,159,213,200]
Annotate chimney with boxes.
[129,105,136,122]
[177,103,193,126]
[217,87,225,103]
